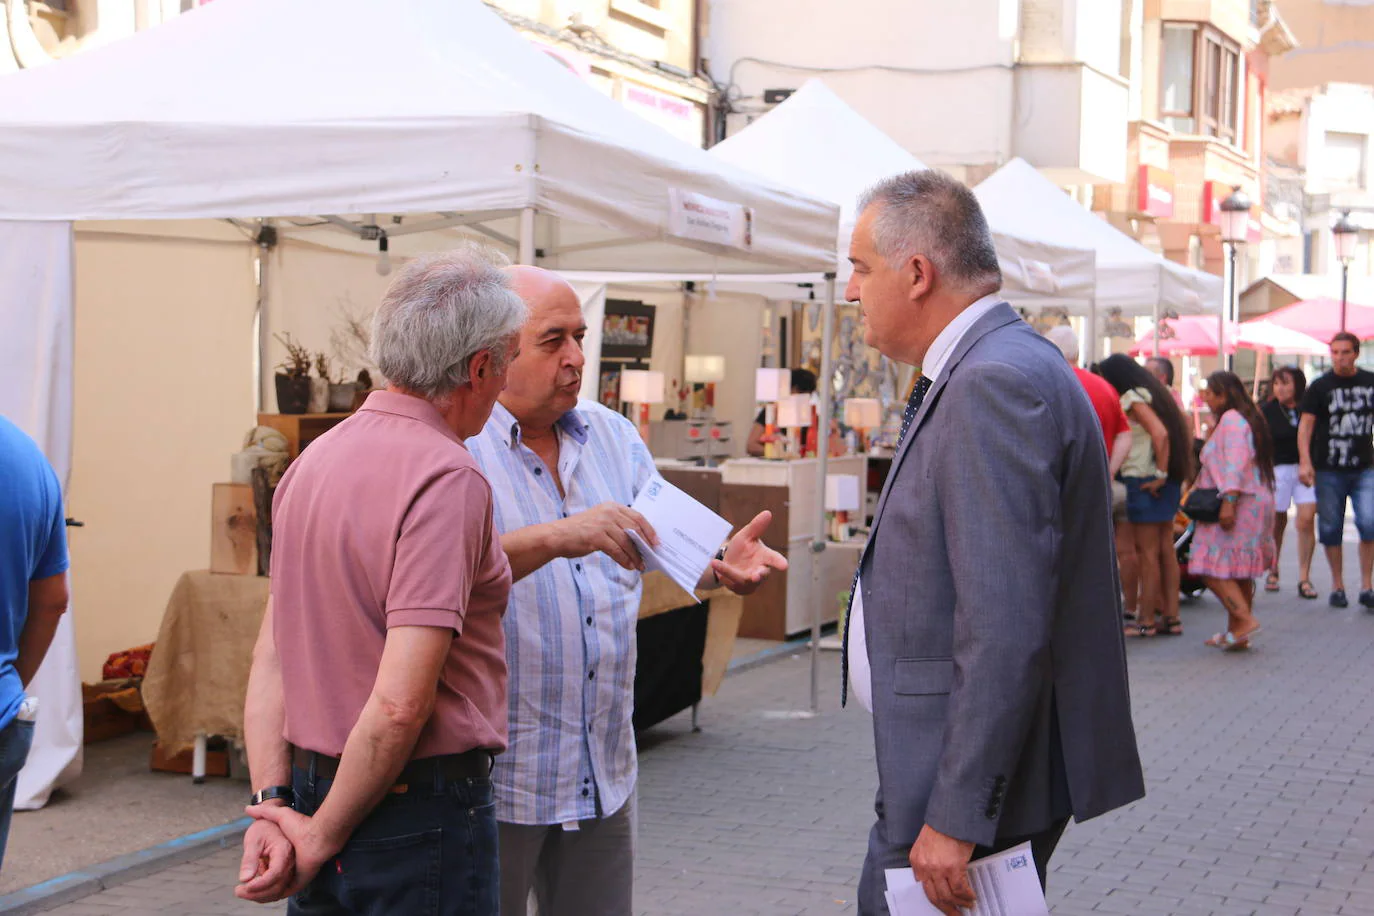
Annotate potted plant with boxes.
[310,352,332,413]
[274,333,312,415]
[322,354,359,412]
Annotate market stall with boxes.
[975,158,1224,361]
[0,0,840,802]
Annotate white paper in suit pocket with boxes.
[884,842,1048,915]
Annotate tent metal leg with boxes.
[810,273,837,714]
[518,208,536,265]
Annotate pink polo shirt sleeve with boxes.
[386,467,495,632]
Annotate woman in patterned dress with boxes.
[1191,371,1277,651]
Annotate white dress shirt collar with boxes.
[920,293,1003,384]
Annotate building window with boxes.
[1324,132,1368,192]
[1159,22,1241,146]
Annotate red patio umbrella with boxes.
[1257,297,1374,343]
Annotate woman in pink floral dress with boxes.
[1191,371,1276,650]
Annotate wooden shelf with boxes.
[257,413,352,460]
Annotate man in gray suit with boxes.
[842,171,1145,916]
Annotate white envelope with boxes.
[625,475,733,599]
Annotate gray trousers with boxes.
[498,791,636,916]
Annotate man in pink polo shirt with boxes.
[234,248,526,915]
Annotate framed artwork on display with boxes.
[598,360,649,411]
[601,300,656,360]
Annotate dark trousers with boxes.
[286,761,499,916]
[973,817,1070,890]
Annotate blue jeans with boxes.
[287,762,498,916]
[1315,469,1374,547]
[0,717,36,873]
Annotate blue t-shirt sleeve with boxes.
[32,469,69,581]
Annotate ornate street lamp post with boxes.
[1218,187,1251,373]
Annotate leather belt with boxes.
[291,746,493,784]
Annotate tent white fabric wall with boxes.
[67,226,257,691]
[0,221,83,808]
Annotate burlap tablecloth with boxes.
[141,570,269,753]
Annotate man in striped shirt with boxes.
[467,267,785,916]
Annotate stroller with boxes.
[1175,515,1208,599]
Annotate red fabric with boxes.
[1074,367,1130,455]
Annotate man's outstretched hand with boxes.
[710,510,788,595]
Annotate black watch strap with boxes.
[250,785,295,807]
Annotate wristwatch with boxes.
[249,785,295,808]
[1223,493,1240,504]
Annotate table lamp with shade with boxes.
[684,354,726,419]
[618,369,664,444]
[775,393,812,459]
[843,398,882,453]
[755,368,791,459]
[825,473,862,541]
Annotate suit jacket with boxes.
[859,302,1145,848]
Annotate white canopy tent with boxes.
[0,0,843,799]
[705,80,1097,311]
[0,0,837,274]
[975,158,1224,358]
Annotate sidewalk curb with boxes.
[725,635,812,675]
[0,817,251,915]
[0,636,813,913]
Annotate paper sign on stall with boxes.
[625,475,732,600]
[884,843,1048,916]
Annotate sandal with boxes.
[1205,628,1260,651]
[1124,623,1156,638]
[1298,580,1318,600]
[1265,571,1280,592]
[1158,616,1183,636]
[1122,611,1138,623]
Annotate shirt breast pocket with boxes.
[892,657,955,696]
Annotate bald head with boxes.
[504,265,581,315]
[500,266,589,427]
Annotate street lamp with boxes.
[1218,186,1251,372]
[1333,210,1359,333]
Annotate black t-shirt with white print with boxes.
[1300,368,1374,471]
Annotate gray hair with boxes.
[857,170,1002,292]
[370,247,528,400]
[1043,324,1079,364]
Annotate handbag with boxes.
[1182,487,1223,523]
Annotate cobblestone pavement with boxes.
[25,546,1374,915]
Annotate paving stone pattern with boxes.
[28,547,1374,915]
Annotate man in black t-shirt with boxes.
[1298,332,1374,610]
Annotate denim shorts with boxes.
[0,718,35,873]
[1122,476,1182,525]
[287,760,498,916]
[1315,469,1374,547]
